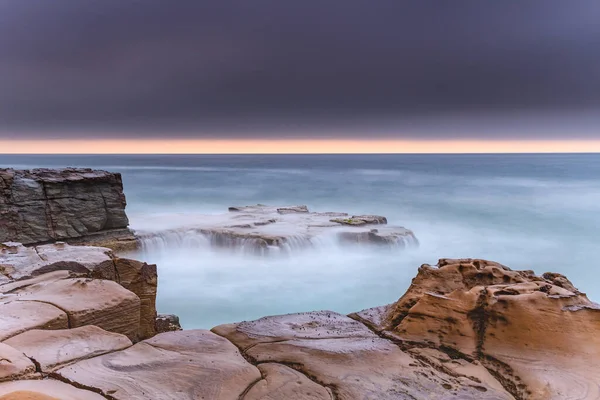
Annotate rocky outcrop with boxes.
[0,168,136,251]
[136,204,418,254]
[155,314,182,333]
[113,258,158,339]
[0,168,417,254]
[1,168,418,255]
[351,259,600,400]
[1,242,157,341]
[1,245,598,399]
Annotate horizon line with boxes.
[2,139,600,154]
[3,152,600,156]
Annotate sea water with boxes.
[2,154,599,328]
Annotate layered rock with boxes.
[113,258,158,339]
[1,244,598,399]
[136,204,418,254]
[0,168,136,251]
[1,242,157,341]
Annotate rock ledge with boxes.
[2,247,598,399]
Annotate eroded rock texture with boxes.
[0,168,135,250]
[352,258,600,400]
[213,311,513,399]
[1,244,598,399]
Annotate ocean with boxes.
[1,154,599,328]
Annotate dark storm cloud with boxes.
[1,0,600,139]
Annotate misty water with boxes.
[2,154,599,328]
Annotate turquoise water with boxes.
[2,154,599,327]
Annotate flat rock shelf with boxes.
[0,169,419,255]
[134,204,419,255]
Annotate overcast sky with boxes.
[1,0,599,139]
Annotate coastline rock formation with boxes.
[0,169,418,254]
[136,204,418,254]
[0,242,157,341]
[0,168,136,251]
[1,244,598,399]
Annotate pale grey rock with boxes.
[4,326,132,372]
[213,311,514,399]
[0,300,69,341]
[135,204,418,254]
[56,330,261,400]
[0,242,114,280]
[0,342,35,382]
[337,226,419,247]
[244,363,332,400]
[11,277,141,340]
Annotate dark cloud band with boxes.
[1,0,599,139]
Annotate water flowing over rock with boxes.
[0,168,136,251]
[0,169,418,255]
[135,204,418,255]
[1,243,598,399]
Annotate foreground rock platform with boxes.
[135,204,418,254]
[1,242,158,341]
[0,168,137,251]
[2,243,598,399]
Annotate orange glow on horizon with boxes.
[1,139,600,154]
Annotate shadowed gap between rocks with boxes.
[210,330,339,400]
[48,372,116,400]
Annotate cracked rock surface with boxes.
[1,246,598,399]
[0,168,135,251]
